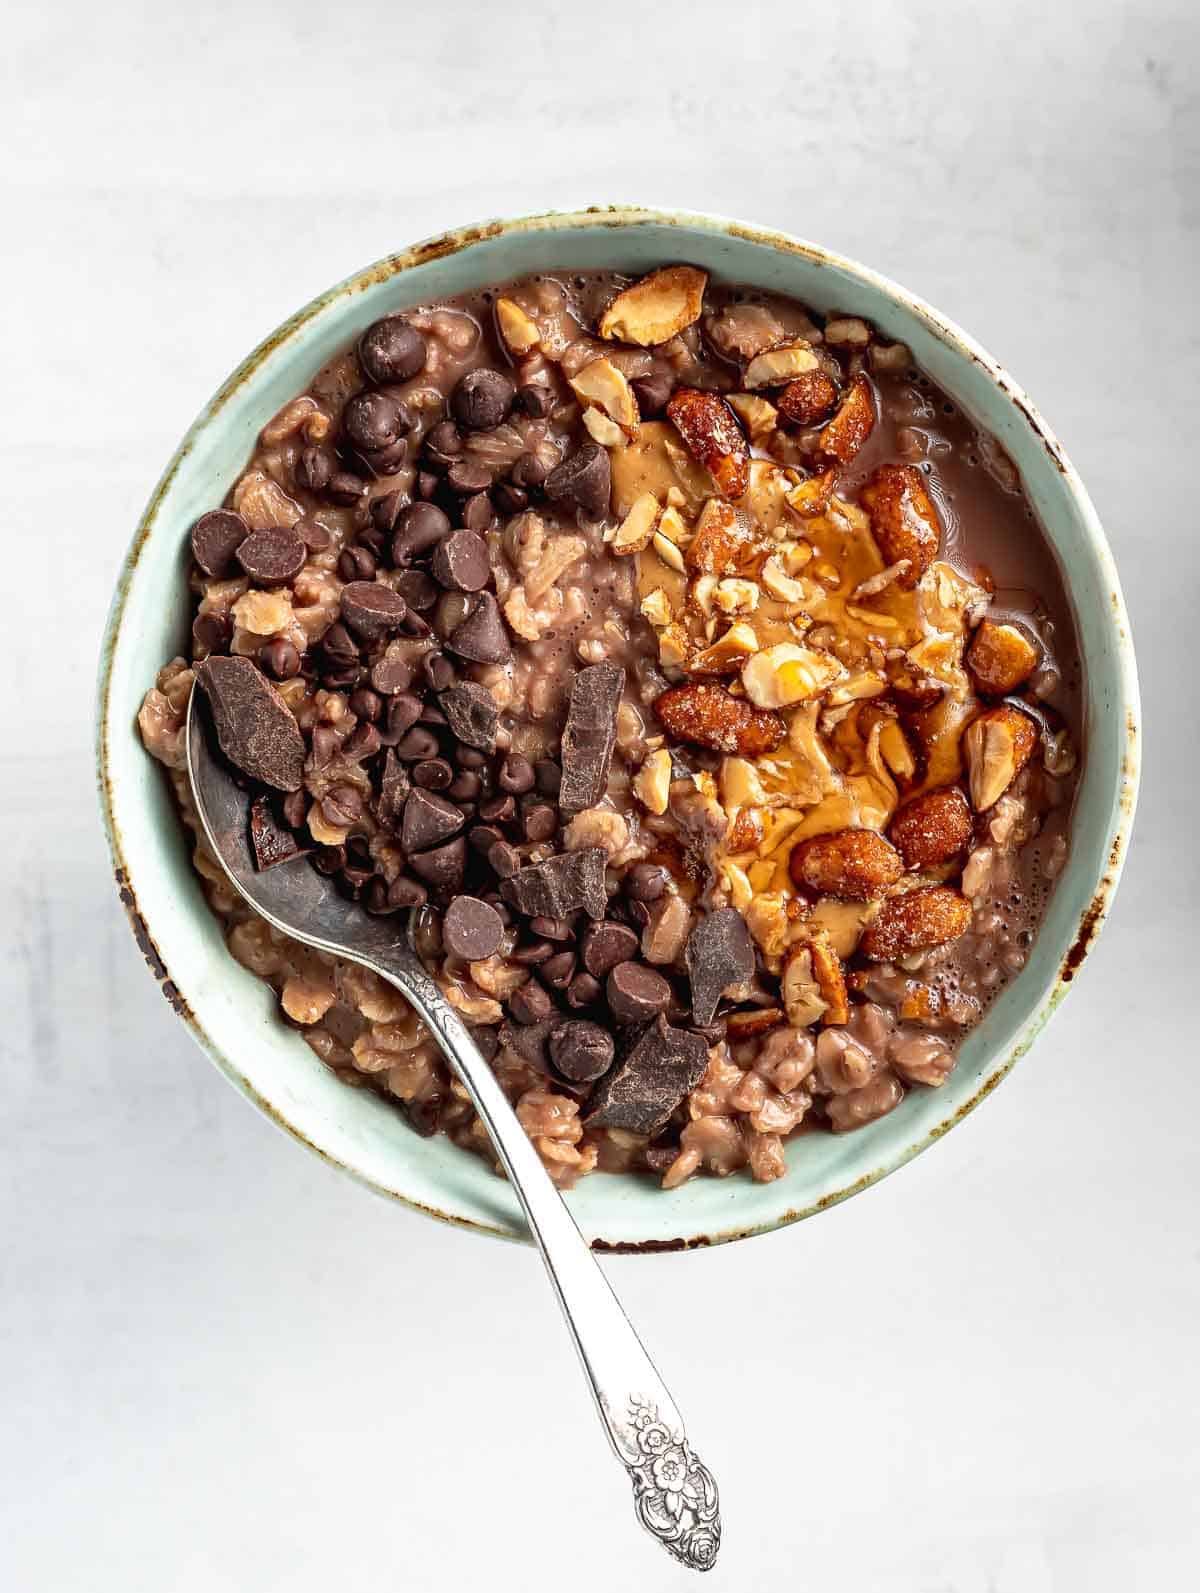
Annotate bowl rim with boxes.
[96,204,1140,1251]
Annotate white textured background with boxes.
[3,1,1198,1588]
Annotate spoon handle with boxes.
[372,944,721,1573]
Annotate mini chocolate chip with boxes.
[545,442,611,519]
[530,916,573,942]
[236,526,306,586]
[395,570,438,612]
[522,803,558,843]
[550,1020,614,1083]
[328,471,368,504]
[457,746,487,770]
[534,759,562,796]
[407,835,466,893]
[370,489,410,533]
[343,390,406,453]
[298,447,336,493]
[541,951,578,991]
[509,979,552,1025]
[625,862,671,902]
[516,383,555,418]
[259,637,300,681]
[312,844,345,875]
[606,961,672,1025]
[371,657,416,698]
[191,510,249,578]
[193,656,305,791]
[434,591,474,640]
[510,452,549,490]
[391,502,452,566]
[631,371,674,419]
[298,518,333,553]
[388,875,428,908]
[338,544,378,582]
[359,317,427,385]
[431,530,491,593]
[281,788,307,829]
[348,687,382,723]
[448,770,482,802]
[401,611,433,638]
[567,973,601,1009]
[318,622,359,669]
[452,368,515,432]
[417,470,440,500]
[342,722,381,761]
[498,754,535,794]
[469,823,504,855]
[479,792,516,825]
[446,592,511,665]
[493,482,529,514]
[339,581,408,640]
[442,895,504,960]
[395,726,441,762]
[446,458,493,496]
[512,938,554,966]
[487,840,522,879]
[582,920,639,978]
[377,692,423,745]
[192,610,233,655]
[423,419,463,468]
[462,492,496,533]
[421,651,456,691]
[320,784,364,830]
[412,757,453,791]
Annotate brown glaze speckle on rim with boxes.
[96,205,1140,1252]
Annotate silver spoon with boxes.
[185,692,721,1572]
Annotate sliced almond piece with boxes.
[612,491,661,554]
[713,578,759,615]
[741,643,844,708]
[781,945,828,1027]
[583,409,625,448]
[761,553,807,603]
[657,622,691,667]
[598,265,707,346]
[744,339,821,390]
[495,297,541,355]
[727,392,779,442]
[652,530,687,573]
[570,356,640,440]
[641,587,674,627]
[633,748,673,815]
[963,704,1038,811]
[719,755,767,810]
[687,622,759,676]
[666,388,751,499]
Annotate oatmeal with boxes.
[138,263,1080,1189]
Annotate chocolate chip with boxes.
[370,656,415,696]
[606,961,672,1025]
[521,802,558,843]
[377,748,411,828]
[586,1015,708,1135]
[318,622,359,671]
[260,637,301,681]
[530,916,573,942]
[513,938,554,967]
[469,1025,500,1063]
[431,530,491,592]
[502,849,608,920]
[631,372,674,419]
[338,544,377,582]
[194,656,305,792]
[339,581,408,640]
[299,518,333,553]
[398,721,442,757]
[442,895,504,960]
[686,907,755,1026]
[462,492,496,533]
[477,793,514,826]
[343,390,407,453]
[348,687,382,723]
[412,757,453,792]
[388,876,428,908]
[190,510,248,578]
[510,452,549,491]
[192,610,232,655]
[438,682,498,751]
[232,526,305,588]
[342,721,381,762]
[545,442,610,519]
[281,788,307,829]
[328,471,368,505]
[422,651,456,691]
[469,823,504,855]
[320,784,364,830]
[493,482,528,515]
[407,835,466,892]
[448,770,482,802]
[550,1020,613,1083]
[499,1018,557,1069]
[248,795,306,870]
[416,470,440,500]
[541,951,578,990]
[391,502,451,566]
[298,447,336,493]
[401,789,464,855]
[359,317,427,385]
[487,840,522,879]
[559,663,624,817]
[422,420,463,469]
[625,862,671,902]
[370,489,410,533]
[566,972,601,1009]
[581,920,639,978]
[497,755,535,794]
[509,979,553,1025]
[516,383,555,419]
[394,570,438,613]
[457,746,487,770]
[311,844,345,876]
[446,592,511,665]
[378,692,423,745]
[446,459,493,496]
[451,368,515,432]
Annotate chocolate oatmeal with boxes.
[138,264,1080,1189]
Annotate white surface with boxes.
[2,1,1197,1588]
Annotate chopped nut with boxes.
[761,554,807,603]
[964,704,1038,810]
[808,931,850,1026]
[657,622,691,667]
[781,945,828,1027]
[742,643,844,708]
[598,265,707,346]
[570,356,640,439]
[612,491,661,554]
[785,468,837,518]
[713,578,759,615]
[641,587,674,627]
[656,504,690,544]
[666,388,751,499]
[853,560,911,599]
[688,622,759,675]
[633,748,672,814]
[860,463,940,588]
[719,755,768,810]
[308,807,349,846]
[744,339,821,390]
[652,530,687,573]
[583,409,625,448]
[727,392,779,442]
[686,498,756,575]
[788,829,904,900]
[859,885,972,961]
[888,787,973,869]
[690,574,717,616]
[823,317,871,348]
[726,1007,786,1041]
[817,373,876,465]
[642,893,691,964]
[878,719,916,781]
[495,297,541,355]
[967,620,1040,695]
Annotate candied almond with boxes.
[817,373,875,465]
[598,265,707,346]
[860,463,940,588]
[685,498,757,575]
[777,369,839,426]
[788,829,904,900]
[887,787,973,870]
[963,703,1038,811]
[859,885,972,961]
[654,682,786,757]
[967,619,1040,696]
[666,388,751,499]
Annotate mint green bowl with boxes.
[97,207,1139,1249]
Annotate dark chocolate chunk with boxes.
[585,1015,708,1135]
[401,789,466,854]
[248,796,306,870]
[581,919,639,978]
[191,510,249,578]
[559,663,625,817]
[407,835,466,892]
[442,895,504,960]
[550,1020,614,1083]
[358,317,427,385]
[631,371,674,419]
[438,682,498,751]
[501,849,608,921]
[686,907,755,1026]
[235,526,306,586]
[451,368,515,432]
[339,581,408,640]
[498,1018,557,1070]
[431,529,491,592]
[194,656,305,792]
[606,961,672,1025]
[446,592,511,664]
[545,442,611,519]
[377,749,411,828]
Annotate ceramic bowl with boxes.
[96,206,1139,1250]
